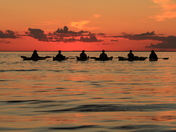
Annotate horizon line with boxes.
[0,50,173,52]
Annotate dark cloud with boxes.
[134,31,155,36]
[112,31,176,49]
[80,34,102,42]
[146,36,176,49]
[97,33,106,36]
[119,31,165,41]
[0,40,10,44]
[54,26,89,35]
[26,28,48,41]
[2,28,175,49]
[26,26,102,42]
[0,30,19,38]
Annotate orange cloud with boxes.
[93,14,101,18]
[151,11,176,21]
[70,14,101,30]
[70,20,90,29]
[150,0,176,21]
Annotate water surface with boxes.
[0,51,176,132]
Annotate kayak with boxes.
[21,56,50,61]
[76,56,89,61]
[94,56,113,61]
[118,56,147,61]
[53,57,69,61]
[149,58,158,61]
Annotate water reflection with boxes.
[1,52,176,131]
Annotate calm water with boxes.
[0,51,176,132]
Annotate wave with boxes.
[0,69,41,72]
[0,99,55,104]
[49,125,99,130]
[36,103,176,113]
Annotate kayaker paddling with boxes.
[99,50,108,60]
[31,50,40,58]
[80,50,88,59]
[55,50,66,59]
[149,50,158,61]
[128,50,134,60]
[76,50,89,61]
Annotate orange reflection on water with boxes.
[2,110,176,128]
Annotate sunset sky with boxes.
[1,0,176,51]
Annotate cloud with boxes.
[70,14,101,30]
[146,35,176,49]
[150,11,176,21]
[25,26,103,43]
[70,20,100,31]
[0,40,10,44]
[114,31,176,49]
[26,28,48,41]
[0,30,19,38]
[150,0,176,21]
[70,20,90,29]
[93,14,101,18]
[119,32,165,42]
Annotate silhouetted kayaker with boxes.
[99,50,108,59]
[128,50,134,60]
[80,50,88,59]
[149,50,158,61]
[31,50,39,58]
[55,50,65,59]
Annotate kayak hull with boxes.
[53,57,69,61]
[149,58,158,61]
[94,56,113,61]
[76,56,89,61]
[21,56,48,61]
[118,56,147,61]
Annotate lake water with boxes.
[0,51,176,132]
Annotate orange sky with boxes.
[1,0,176,51]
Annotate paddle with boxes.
[67,56,77,59]
[21,56,26,58]
[90,57,96,59]
[45,56,52,58]
[69,57,75,59]
[159,57,169,60]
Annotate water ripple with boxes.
[49,125,100,130]
[0,100,55,104]
[38,103,176,113]
[0,69,40,72]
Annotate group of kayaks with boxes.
[21,56,114,61]
[21,55,169,61]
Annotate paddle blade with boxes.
[163,58,169,60]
